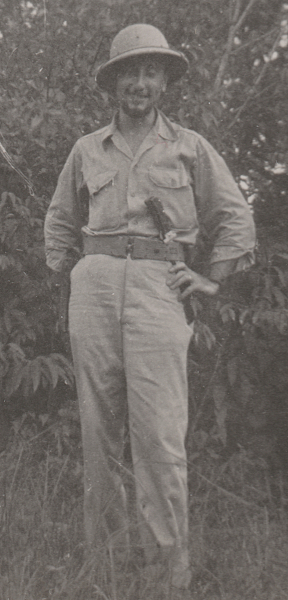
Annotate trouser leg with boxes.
[68,254,192,587]
[123,258,192,588]
[69,255,128,548]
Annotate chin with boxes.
[123,104,153,118]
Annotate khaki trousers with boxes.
[69,254,192,588]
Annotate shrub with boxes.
[0,189,74,418]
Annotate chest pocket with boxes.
[86,169,120,231]
[148,167,197,231]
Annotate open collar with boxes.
[100,109,178,150]
[100,114,118,145]
[156,110,178,142]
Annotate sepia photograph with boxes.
[0,1,288,598]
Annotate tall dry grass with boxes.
[0,405,288,600]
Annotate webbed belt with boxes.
[82,234,185,262]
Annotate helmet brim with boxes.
[96,47,188,92]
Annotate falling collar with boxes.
[100,109,178,147]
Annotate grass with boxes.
[1,404,288,600]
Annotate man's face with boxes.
[115,56,167,118]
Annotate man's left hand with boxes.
[166,262,219,300]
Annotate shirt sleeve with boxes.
[44,142,84,272]
[193,136,256,270]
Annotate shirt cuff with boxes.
[45,249,67,272]
[210,246,255,268]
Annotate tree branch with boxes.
[235,0,258,32]
[227,29,283,130]
[229,26,278,54]
[0,141,35,195]
[89,36,105,75]
[214,0,259,92]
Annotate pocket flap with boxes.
[87,170,118,194]
[149,167,190,189]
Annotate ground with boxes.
[1,403,288,600]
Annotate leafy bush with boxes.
[187,246,288,467]
[0,0,288,464]
[0,189,74,417]
[0,2,288,597]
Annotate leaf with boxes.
[53,353,74,385]
[274,309,288,334]
[272,266,287,286]
[219,303,236,324]
[41,356,59,388]
[239,308,250,325]
[227,357,238,386]
[272,286,286,308]
[6,364,26,397]
[39,413,49,426]
[202,323,216,350]
[7,342,26,360]
[190,320,216,350]
[29,358,42,393]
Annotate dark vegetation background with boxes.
[1,0,288,466]
[0,1,288,598]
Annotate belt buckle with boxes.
[126,237,134,256]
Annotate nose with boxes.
[134,67,146,88]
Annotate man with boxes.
[45,23,255,594]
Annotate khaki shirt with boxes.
[44,110,255,272]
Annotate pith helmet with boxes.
[96,23,188,92]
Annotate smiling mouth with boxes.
[128,94,149,99]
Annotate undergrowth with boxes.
[1,403,288,600]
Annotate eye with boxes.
[145,66,157,77]
[122,66,138,78]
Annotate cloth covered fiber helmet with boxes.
[96,23,188,92]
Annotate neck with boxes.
[118,107,156,136]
